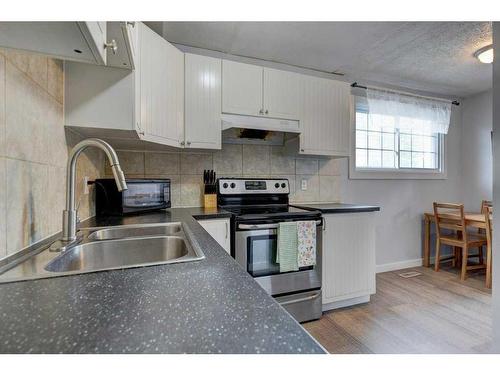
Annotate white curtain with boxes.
[366,88,452,134]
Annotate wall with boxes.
[491,21,500,353]
[105,145,342,207]
[461,89,493,211]
[0,48,103,260]
[339,107,464,269]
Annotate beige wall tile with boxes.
[319,158,343,176]
[47,97,66,167]
[270,146,295,175]
[47,165,66,235]
[291,175,319,203]
[145,152,180,175]
[0,157,6,258]
[5,62,50,164]
[0,54,5,157]
[4,49,48,90]
[296,158,319,175]
[6,159,49,254]
[242,144,270,175]
[105,151,144,176]
[319,175,341,202]
[47,58,63,103]
[180,153,212,174]
[180,175,203,207]
[76,149,103,220]
[213,144,242,176]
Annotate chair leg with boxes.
[461,246,468,281]
[486,242,492,288]
[434,238,441,272]
[451,248,456,268]
[479,246,484,265]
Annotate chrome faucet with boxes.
[51,138,127,251]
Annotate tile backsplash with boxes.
[0,48,103,259]
[106,145,343,207]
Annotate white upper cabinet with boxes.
[185,53,222,149]
[222,60,263,116]
[65,22,185,149]
[222,61,300,120]
[106,22,138,69]
[300,76,351,156]
[263,68,300,120]
[0,22,108,65]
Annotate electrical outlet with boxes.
[83,176,89,195]
[301,179,307,190]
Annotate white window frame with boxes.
[349,95,447,180]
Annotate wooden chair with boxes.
[485,206,493,288]
[433,202,487,280]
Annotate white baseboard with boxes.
[322,295,370,312]
[376,258,423,273]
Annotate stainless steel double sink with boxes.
[0,222,205,283]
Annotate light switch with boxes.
[301,179,307,190]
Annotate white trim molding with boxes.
[376,258,424,273]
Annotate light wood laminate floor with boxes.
[303,266,493,353]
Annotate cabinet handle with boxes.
[225,221,229,239]
[104,39,118,55]
[265,109,269,115]
[323,216,326,231]
[126,21,136,27]
[259,109,264,115]
[186,141,191,146]
[180,141,185,146]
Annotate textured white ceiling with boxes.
[148,22,492,98]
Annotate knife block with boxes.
[204,194,217,209]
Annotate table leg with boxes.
[486,241,492,289]
[424,215,431,267]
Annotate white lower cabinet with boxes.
[322,212,376,311]
[198,218,231,254]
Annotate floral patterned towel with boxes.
[297,221,316,267]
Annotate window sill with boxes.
[348,165,447,180]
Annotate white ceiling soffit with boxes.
[150,21,492,98]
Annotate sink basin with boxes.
[45,236,197,273]
[87,223,182,241]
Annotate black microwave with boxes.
[95,178,171,216]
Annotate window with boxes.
[351,96,447,180]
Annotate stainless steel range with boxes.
[217,177,322,323]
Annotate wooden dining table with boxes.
[423,212,486,267]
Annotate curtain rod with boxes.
[351,82,460,106]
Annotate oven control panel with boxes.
[218,178,289,194]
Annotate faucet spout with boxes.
[61,138,127,242]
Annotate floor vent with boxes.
[398,271,422,278]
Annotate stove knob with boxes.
[222,183,228,189]
[281,183,286,188]
[275,183,280,188]
[230,182,236,189]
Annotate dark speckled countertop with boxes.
[0,208,325,354]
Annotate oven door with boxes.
[235,220,322,296]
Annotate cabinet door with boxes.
[185,54,222,149]
[222,60,263,116]
[139,23,183,147]
[0,22,106,65]
[322,213,376,305]
[300,76,351,156]
[198,219,231,254]
[263,68,300,120]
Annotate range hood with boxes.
[221,114,300,133]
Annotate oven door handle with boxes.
[279,291,321,306]
[237,220,322,230]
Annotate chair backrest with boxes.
[481,200,493,214]
[433,202,466,241]
[484,206,493,242]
